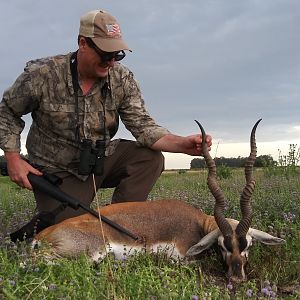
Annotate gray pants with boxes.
[33,140,164,224]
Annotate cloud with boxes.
[1,0,300,168]
[288,125,300,133]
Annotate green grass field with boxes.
[0,169,299,299]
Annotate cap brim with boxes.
[92,37,132,52]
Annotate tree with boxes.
[190,154,276,169]
[254,155,276,167]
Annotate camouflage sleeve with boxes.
[118,70,170,147]
[0,70,39,152]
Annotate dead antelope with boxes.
[33,119,284,282]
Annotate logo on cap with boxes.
[106,24,121,37]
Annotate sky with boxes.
[0,0,299,169]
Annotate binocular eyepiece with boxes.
[78,139,105,176]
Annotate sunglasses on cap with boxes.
[85,38,126,62]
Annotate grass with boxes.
[0,169,300,299]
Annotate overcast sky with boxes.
[0,0,299,168]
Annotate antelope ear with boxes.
[248,228,285,245]
[186,229,221,256]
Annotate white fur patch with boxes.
[90,242,183,262]
[150,243,183,258]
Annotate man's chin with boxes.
[96,67,109,78]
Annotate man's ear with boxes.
[78,36,88,48]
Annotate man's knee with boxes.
[143,149,165,171]
[110,149,164,203]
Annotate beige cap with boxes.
[79,10,131,52]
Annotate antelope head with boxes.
[187,119,285,282]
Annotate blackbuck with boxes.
[33,119,284,282]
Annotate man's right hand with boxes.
[4,152,43,190]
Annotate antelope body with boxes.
[33,120,285,282]
[35,199,216,260]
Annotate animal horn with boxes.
[235,119,262,237]
[195,120,233,238]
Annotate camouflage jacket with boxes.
[0,52,169,177]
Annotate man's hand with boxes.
[151,133,212,156]
[4,152,43,190]
[180,134,212,156]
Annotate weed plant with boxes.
[216,164,233,180]
[264,144,300,178]
[0,169,299,299]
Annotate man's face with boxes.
[83,38,125,78]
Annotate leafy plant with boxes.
[217,164,233,179]
[264,144,300,178]
[178,169,187,175]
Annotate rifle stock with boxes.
[0,161,8,176]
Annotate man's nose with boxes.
[107,59,115,67]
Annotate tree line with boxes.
[190,155,276,169]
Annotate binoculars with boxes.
[78,139,106,176]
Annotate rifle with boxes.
[0,161,139,241]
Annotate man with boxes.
[0,10,212,236]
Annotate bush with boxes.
[217,164,232,179]
[264,144,300,178]
[178,169,187,175]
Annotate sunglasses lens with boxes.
[102,53,113,62]
[101,51,123,62]
[111,51,126,62]
[86,38,127,62]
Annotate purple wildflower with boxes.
[191,295,199,300]
[48,283,57,290]
[261,287,271,296]
[282,212,297,222]
[227,282,233,290]
[9,280,16,287]
[246,289,253,297]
